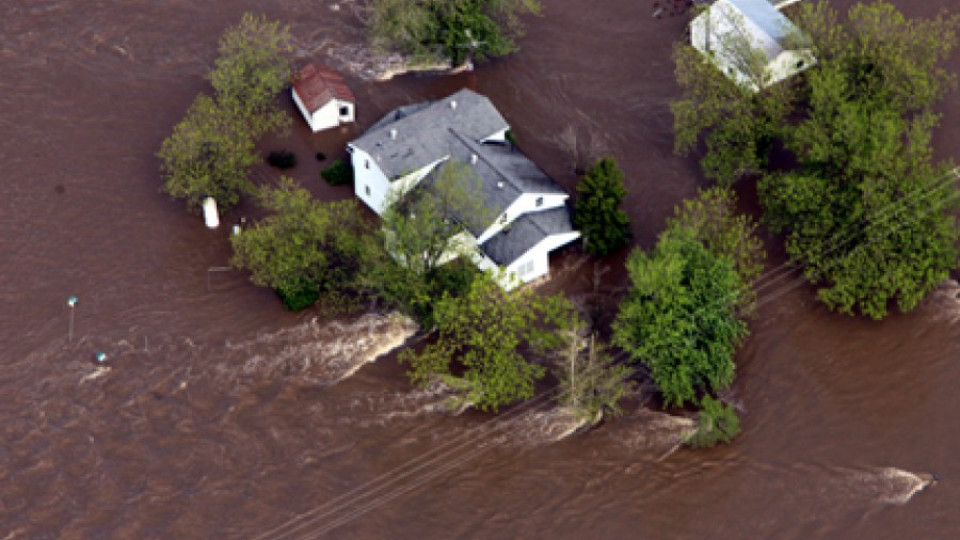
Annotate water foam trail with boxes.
[224,312,418,385]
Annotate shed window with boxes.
[535,197,544,207]
[365,185,371,196]
[365,159,370,169]
[339,105,350,117]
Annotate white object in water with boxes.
[202,197,219,229]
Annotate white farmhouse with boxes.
[347,88,580,290]
[291,64,356,132]
[690,0,815,91]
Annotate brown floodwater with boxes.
[3,0,960,538]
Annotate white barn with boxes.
[690,0,815,91]
[347,89,580,290]
[291,64,356,132]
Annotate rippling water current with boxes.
[2,0,960,538]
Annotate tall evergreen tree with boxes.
[573,157,632,257]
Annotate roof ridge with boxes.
[447,128,521,193]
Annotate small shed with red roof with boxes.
[291,64,356,132]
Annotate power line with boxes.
[252,166,960,540]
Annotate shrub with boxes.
[275,280,320,311]
[321,159,352,186]
[685,395,741,448]
[267,150,297,170]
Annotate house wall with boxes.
[310,100,341,132]
[336,100,355,124]
[349,147,449,215]
[349,146,392,214]
[475,193,569,245]
[504,230,582,288]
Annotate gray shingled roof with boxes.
[725,0,800,50]
[412,129,568,235]
[350,88,509,179]
[480,207,577,266]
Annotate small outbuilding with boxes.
[690,0,815,91]
[291,64,356,132]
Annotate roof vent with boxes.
[496,181,505,189]
[450,100,457,110]
[470,153,478,165]
[389,128,398,140]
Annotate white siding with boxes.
[350,146,392,214]
[335,100,355,124]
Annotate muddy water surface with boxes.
[2,0,960,538]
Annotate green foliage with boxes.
[794,1,960,113]
[276,279,321,312]
[158,94,257,210]
[159,14,293,211]
[366,0,541,65]
[209,13,293,137]
[320,159,353,186]
[230,178,372,311]
[613,226,748,408]
[685,395,741,448]
[554,321,634,423]
[573,157,632,257]
[670,37,795,185]
[400,272,572,412]
[757,1,960,319]
[667,187,765,308]
[381,161,492,276]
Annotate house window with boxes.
[795,60,805,69]
[365,159,370,169]
[535,197,544,207]
[365,185,371,197]
[339,105,350,117]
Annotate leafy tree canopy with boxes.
[573,156,633,257]
[686,395,741,448]
[366,0,541,65]
[667,187,765,308]
[613,226,748,408]
[400,271,572,411]
[230,178,372,310]
[757,1,960,319]
[670,31,796,185]
[158,94,257,210]
[210,13,293,136]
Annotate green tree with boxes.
[613,226,748,408]
[757,1,960,319]
[210,13,293,137]
[573,157,632,257]
[670,32,796,185]
[381,161,492,276]
[230,178,372,311]
[400,272,572,411]
[366,0,541,65]
[667,187,765,308]
[158,94,257,210]
[685,395,741,448]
